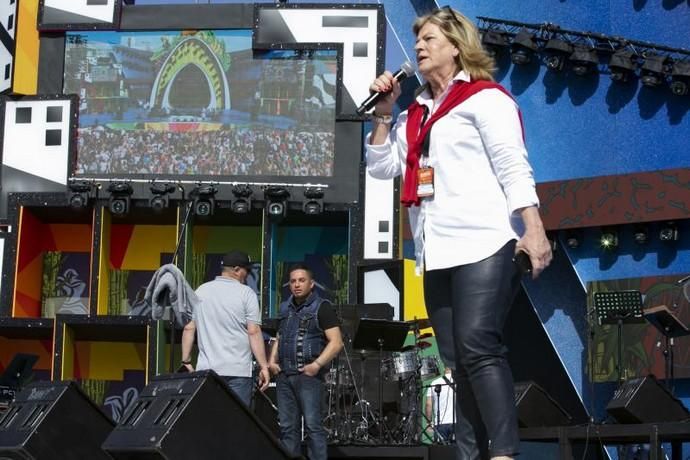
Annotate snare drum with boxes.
[387,351,418,380]
[419,356,440,380]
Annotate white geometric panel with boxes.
[255,6,382,117]
[0,1,17,39]
[2,99,72,185]
[0,0,16,93]
[363,172,394,259]
[40,0,120,29]
[0,42,11,93]
[364,269,401,321]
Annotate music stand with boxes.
[352,319,409,442]
[593,291,644,383]
[643,304,690,393]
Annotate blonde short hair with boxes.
[413,7,495,82]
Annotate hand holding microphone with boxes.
[356,61,415,115]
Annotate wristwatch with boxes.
[370,112,393,124]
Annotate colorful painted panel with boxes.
[588,275,690,382]
[537,168,690,231]
[14,213,92,318]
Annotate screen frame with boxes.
[36,3,385,206]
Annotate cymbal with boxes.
[417,332,433,340]
[409,318,432,330]
[417,340,432,349]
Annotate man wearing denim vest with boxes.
[268,264,343,460]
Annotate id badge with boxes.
[417,167,434,198]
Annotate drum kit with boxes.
[323,317,444,445]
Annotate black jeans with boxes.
[424,240,521,459]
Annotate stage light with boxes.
[107,182,133,216]
[149,183,176,211]
[564,229,583,249]
[191,184,217,217]
[640,54,667,88]
[599,226,619,250]
[231,185,253,214]
[659,221,679,242]
[68,181,92,209]
[633,224,649,245]
[669,60,690,96]
[543,38,573,72]
[264,186,290,222]
[569,46,599,76]
[302,188,324,215]
[481,30,508,58]
[510,29,538,65]
[609,50,636,83]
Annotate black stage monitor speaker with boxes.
[514,381,572,427]
[606,375,690,423]
[102,370,300,460]
[0,380,114,459]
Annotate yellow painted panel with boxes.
[403,258,427,321]
[74,341,146,380]
[13,255,43,317]
[14,0,39,95]
[121,225,176,270]
[97,211,111,315]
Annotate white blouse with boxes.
[366,71,539,273]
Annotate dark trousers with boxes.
[276,373,327,460]
[424,240,521,459]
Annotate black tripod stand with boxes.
[593,290,644,383]
[352,318,409,444]
[643,304,690,394]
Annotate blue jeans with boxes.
[224,376,254,407]
[424,241,521,460]
[276,373,326,460]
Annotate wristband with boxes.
[371,112,393,124]
[313,359,323,368]
[181,359,192,365]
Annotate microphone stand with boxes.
[168,198,194,373]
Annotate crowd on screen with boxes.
[75,126,335,177]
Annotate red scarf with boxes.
[402,79,520,207]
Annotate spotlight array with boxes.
[67,180,93,209]
[264,186,290,222]
[302,188,324,215]
[231,185,253,214]
[560,221,682,250]
[191,184,217,217]
[478,16,690,94]
[599,226,619,250]
[107,182,133,215]
[149,183,176,211]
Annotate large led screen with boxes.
[64,30,337,178]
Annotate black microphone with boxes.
[356,61,415,115]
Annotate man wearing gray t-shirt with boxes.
[181,250,270,405]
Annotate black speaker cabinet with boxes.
[606,375,690,423]
[514,381,572,427]
[102,370,299,459]
[0,380,114,460]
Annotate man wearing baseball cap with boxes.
[181,250,270,405]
